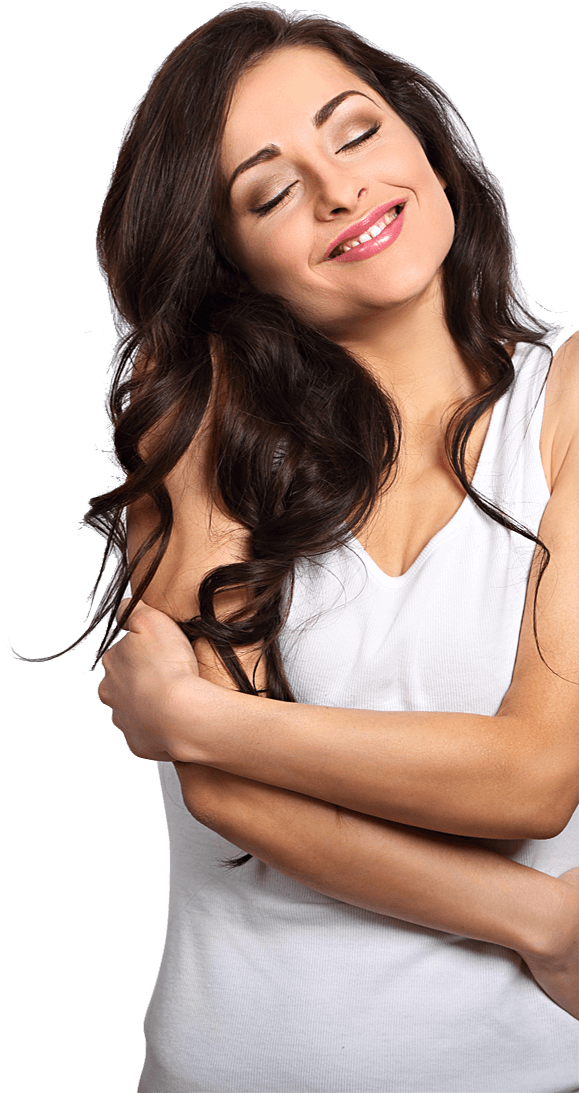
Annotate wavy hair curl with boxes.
[54,6,557,864]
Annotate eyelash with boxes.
[250,122,382,217]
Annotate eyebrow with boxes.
[227,90,378,195]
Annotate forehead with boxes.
[221,45,383,170]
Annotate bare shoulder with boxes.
[127,347,249,620]
[549,331,579,408]
[126,346,264,690]
[543,332,578,489]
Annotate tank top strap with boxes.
[471,336,556,508]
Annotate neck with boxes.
[336,277,480,432]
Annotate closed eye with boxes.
[337,121,382,153]
[250,122,382,217]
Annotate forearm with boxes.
[176,681,571,839]
[174,761,574,960]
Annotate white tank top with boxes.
[138,334,578,1093]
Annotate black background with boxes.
[9,10,572,1093]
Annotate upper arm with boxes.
[497,334,579,828]
[126,354,266,692]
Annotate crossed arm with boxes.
[176,613,579,951]
[101,452,572,1005]
[173,757,573,951]
[172,760,579,1023]
[99,336,579,1013]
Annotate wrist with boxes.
[168,673,257,764]
[515,876,579,964]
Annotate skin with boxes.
[99,47,579,1017]
[221,47,473,430]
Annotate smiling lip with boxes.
[324,199,406,263]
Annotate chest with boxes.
[357,391,555,580]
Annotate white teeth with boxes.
[330,205,402,257]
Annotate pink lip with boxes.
[324,199,406,263]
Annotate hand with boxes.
[98,599,213,761]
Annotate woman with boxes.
[94,6,578,1092]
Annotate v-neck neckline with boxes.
[348,345,521,587]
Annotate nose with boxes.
[313,163,368,220]
[327,187,367,218]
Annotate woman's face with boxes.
[220,46,455,341]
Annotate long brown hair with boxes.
[44,6,557,865]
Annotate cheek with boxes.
[431,190,455,252]
[438,195,456,260]
[236,231,308,297]
[427,168,455,237]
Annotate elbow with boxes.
[482,721,578,839]
[523,815,573,841]
[492,810,572,842]
[490,710,579,839]
[531,804,577,840]
[488,817,566,842]
[509,771,578,841]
